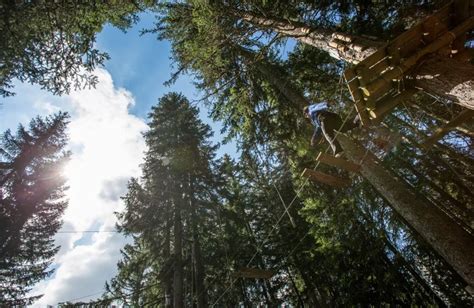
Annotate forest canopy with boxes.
[1,0,473,306]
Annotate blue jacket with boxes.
[308,102,328,127]
[307,102,328,144]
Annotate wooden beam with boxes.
[232,267,274,279]
[369,89,418,122]
[422,109,474,148]
[344,68,371,126]
[301,168,351,188]
[355,100,371,127]
[316,152,361,173]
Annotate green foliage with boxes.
[0,0,151,96]
[0,112,70,305]
[106,93,220,306]
[149,1,473,305]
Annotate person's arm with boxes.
[311,127,322,146]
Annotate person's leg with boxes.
[319,113,343,155]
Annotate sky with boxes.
[0,13,235,306]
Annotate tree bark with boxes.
[415,56,474,110]
[163,220,173,307]
[173,199,184,308]
[235,9,381,64]
[337,133,474,291]
[189,175,206,308]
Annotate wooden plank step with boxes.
[232,267,274,279]
[316,152,361,173]
[344,68,371,126]
[344,68,363,101]
[422,109,474,148]
[355,100,372,127]
[301,168,351,188]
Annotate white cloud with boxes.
[27,69,147,306]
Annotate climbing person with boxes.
[304,102,357,157]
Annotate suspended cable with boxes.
[211,97,358,306]
[56,230,119,233]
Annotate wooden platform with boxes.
[344,0,474,126]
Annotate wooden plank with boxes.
[355,100,371,127]
[316,152,361,173]
[355,64,373,86]
[422,109,474,148]
[422,14,445,43]
[369,58,392,76]
[392,2,451,57]
[363,15,474,98]
[232,267,274,279]
[344,68,371,126]
[360,76,394,100]
[369,89,418,122]
[451,0,469,57]
[391,24,424,58]
[344,68,363,101]
[301,168,351,188]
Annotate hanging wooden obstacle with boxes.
[232,267,274,279]
[301,168,351,188]
[315,152,361,173]
[344,1,474,126]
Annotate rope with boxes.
[211,99,358,306]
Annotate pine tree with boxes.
[107,93,219,307]
[0,112,70,305]
[152,2,473,304]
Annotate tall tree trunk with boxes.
[189,175,206,308]
[234,9,381,64]
[415,56,474,110]
[163,220,173,307]
[337,133,474,291]
[392,155,473,228]
[173,199,184,308]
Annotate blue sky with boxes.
[0,11,235,156]
[0,11,236,306]
[96,12,237,156]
